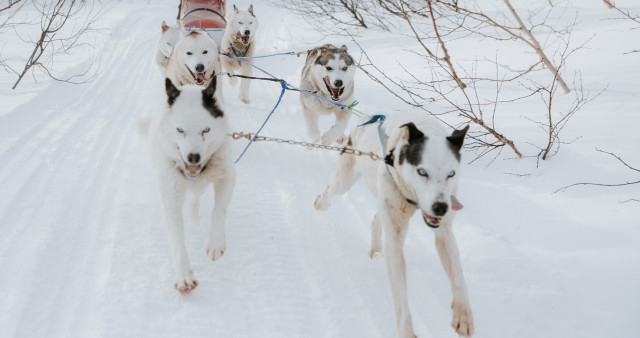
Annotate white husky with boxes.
[220,4,258,104]
[314,111,474,337]
[300,44,356,145]
[166,30,224,104]
[154,20,183,74]
[149,78,235,294]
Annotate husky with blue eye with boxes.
[300,44,356,145]
[314,111,474,337]
[149,77,235,294]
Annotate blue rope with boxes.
[232,51,296,59]
[233,81,288,164]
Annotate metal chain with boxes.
[230,132,382,161]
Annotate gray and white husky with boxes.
[220,4,258,104]
[300,44,356,145]
[314,111,474,337]
[149,78,235,294]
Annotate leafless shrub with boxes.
[273,0,597,161]
[602,0,640,54]
[1,0,103,90]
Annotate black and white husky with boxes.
[220,4,258,104]
[314,111,474,337]
[149,78,235,294]
[300,44,356,145]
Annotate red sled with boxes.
[179,0,226,45]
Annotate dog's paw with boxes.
[206,240,226,261]
[368,247,382,259]
[314,191,331,211]
[320,133,336,145]
[174,275,198,295]
[451,301,474,337]
[336,134,347,145]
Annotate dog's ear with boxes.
[339,45,348,52]
[248,4,254,16]
[165,78,180,106]
[161,20,169,33]
[399,123,425,144]
[233,4,239,13]
[201,78,223,118]
[446,125,469,153]
[385,148,395,167]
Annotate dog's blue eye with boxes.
[448,170,456,178]
[177,128,184,133]
[326,66,333,71]
[202,127,210,134]
[417,169,428,177]
[203,50,208,54]
[186,51,192,55]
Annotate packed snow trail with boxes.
[1,2,640,338]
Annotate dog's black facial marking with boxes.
[398,123,426,166]
[385,148,395,167]
[446,125,469,161]
[165,78,181,106]
[201,78,223,118]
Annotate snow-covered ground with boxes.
[1,1,639,337]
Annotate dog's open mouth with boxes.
[422,210,442,229]
[183,163,202,179]
[186,65,209,85]
[323,76,344,101]
[235,32,250,44]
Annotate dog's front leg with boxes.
[302,105,321,142]
[206,170,236,261]
[239,64,252,104]
[320,109,349,145]
[158,174,196,294]
[380,203,416,338]
[434,222,474,337]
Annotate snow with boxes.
[1,1,639,337]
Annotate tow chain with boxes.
[230,132,382,161]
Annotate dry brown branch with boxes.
[603,0,640,24]
[503,0,570,94]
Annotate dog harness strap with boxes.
[230,42,251,66]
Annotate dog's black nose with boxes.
[187,153,201,164]
[244,30,250,36]
[334,79,343,87]
[432,202,448,217]
[195,64,205,72]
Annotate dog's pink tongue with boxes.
[186,165,200,176]
[451,195,463,211]
[196,73,206,84]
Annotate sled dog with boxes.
[166,30,224,104]
[314,111,474,337]
[150,78,235,294]
[154,20,183,74]
[220,4,258,104]
[300,44,356,145]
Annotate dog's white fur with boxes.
[154,20,183,75]
[149,78,235,294]
[314,111,474,337]
[166,30,224,105]
[300,44,356,145]
[220,4,258,104]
